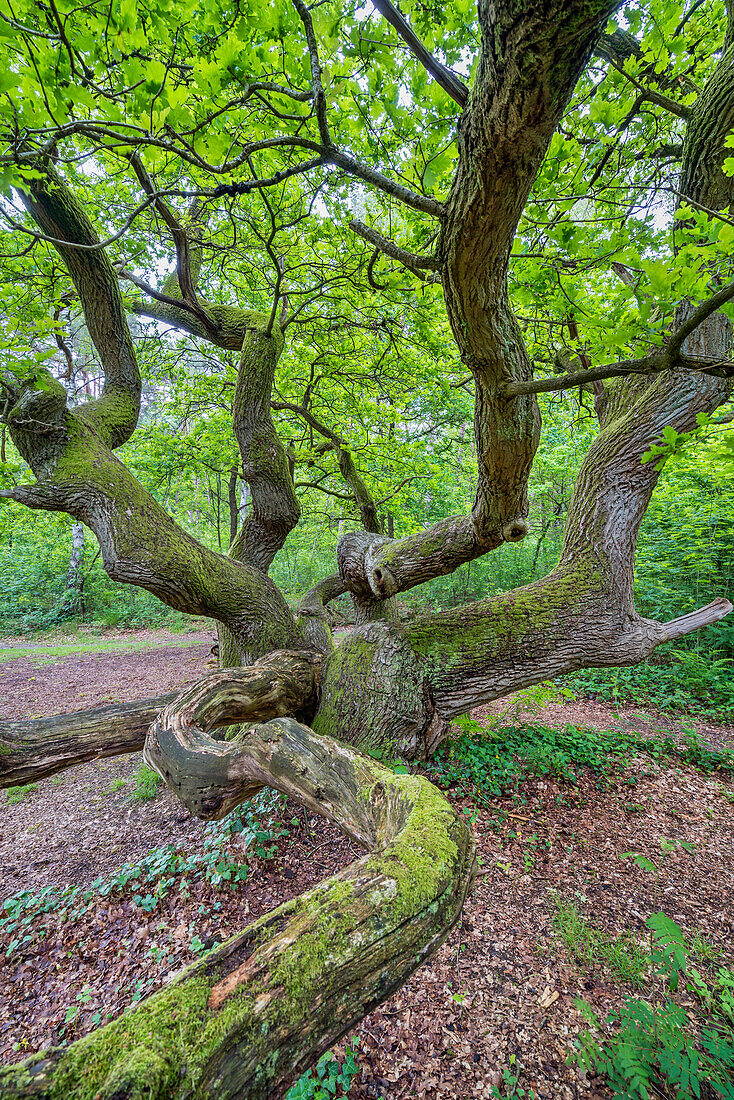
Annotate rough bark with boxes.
[0,695,175,788]
[228,325,300,573]
[227,466,239,548]
[0,664,474,1100]
[17,162,141,449]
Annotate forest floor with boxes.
[1,628,733,1099]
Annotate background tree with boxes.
[1,0,733,1095]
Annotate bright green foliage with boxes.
[285,1041,361,1100]
[130,764,164,802]
[3,783,38,806]
[0,0,731,713]
[571,916,734,1100]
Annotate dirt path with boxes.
[0,628,213,719]
[1,635,733,1099]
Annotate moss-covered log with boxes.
[0,666,475,1100]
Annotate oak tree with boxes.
[1,0,733,1095]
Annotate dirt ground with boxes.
[1,633,733,1099]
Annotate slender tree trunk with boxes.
[228,465,239,548]
[61,521,85,616]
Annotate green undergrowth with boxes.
[570,914,734,1099]
[427,717,734,807]
[551,896,650,987]
[3,782,38,805]
[285,1041,361,1099]
[0,792,286,960]
[130,763,163,802]
[568,649,734,723]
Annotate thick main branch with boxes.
[17,162,141,448]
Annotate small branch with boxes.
[662,597,732,642]
[349,219,441,272]
[367,247,389,290]
[502,355,665,396]
[293,0,332,147]
[272,398,382,532]
[594,29,694,116]
[118,268,217,330]
[504,280,734,397]
[3,191,161,251]
[370,0,468,108]
[210,155,329,199]
[128,152,210,326]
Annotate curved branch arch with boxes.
[0,662,475,1100]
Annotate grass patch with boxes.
[551,896,649,986]
[4,783,38,806]
[130,765,163,802]
[0,634,207,664]
[102,778,127,795]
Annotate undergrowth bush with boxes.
[285,1042,361,1099]
[571,915,734,1099]
[427,717,734,807]
[568,649,734,722]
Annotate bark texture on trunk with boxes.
[0,695,175,788]
[17,163,141,449]
[0,667,474,1100]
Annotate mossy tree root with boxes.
[0,659,475,1100]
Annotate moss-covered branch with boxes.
[17,161,141,449]
[2,385,305,662]
[1,670,475,1100]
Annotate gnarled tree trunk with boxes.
[1,0,733,1094]
[0,666,475,1100]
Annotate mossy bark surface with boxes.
[0,676,475,1100]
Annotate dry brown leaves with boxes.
[1,639,733,1100]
